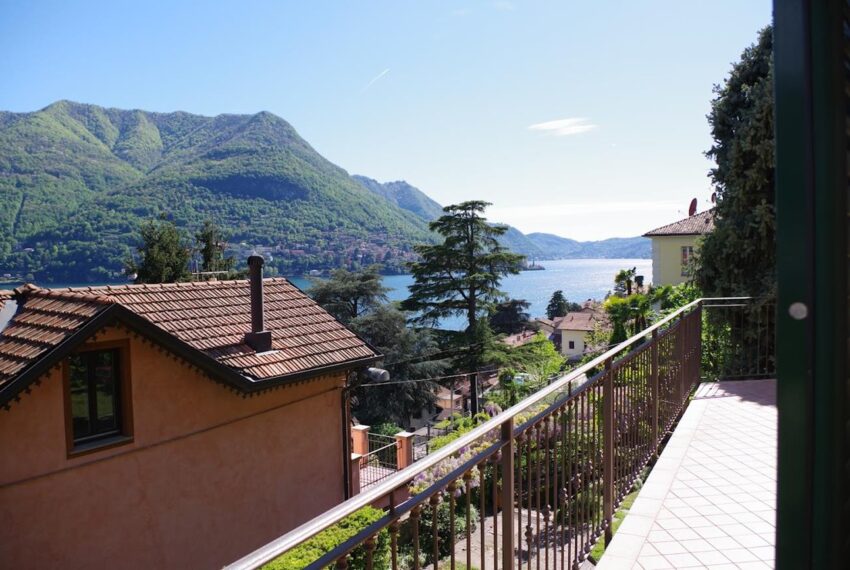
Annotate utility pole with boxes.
[469,373,479,415]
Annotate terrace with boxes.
[227,297,776,570]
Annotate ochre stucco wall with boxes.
[0,325,348,569]
[650,235,700,286]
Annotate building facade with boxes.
[0,265,379,569]
[643,209,714,286]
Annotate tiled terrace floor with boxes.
[597,379,776,570]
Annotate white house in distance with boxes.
[643,209,714,286]
[536,311,599,358]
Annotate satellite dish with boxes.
[688,198,697,217]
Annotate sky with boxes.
[0,1,772,241]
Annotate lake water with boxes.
[290,258,651,329]
[2,258,650,331]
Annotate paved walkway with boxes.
[597,379,776,570]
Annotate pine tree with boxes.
[125,217,190,284]
[195,220,235,276]
[402,201,525,331]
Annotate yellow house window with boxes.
[681,246,694,276]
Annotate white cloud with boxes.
[361,68,390,92]
[528,117,597,136]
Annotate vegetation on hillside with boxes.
[0,101,432,282]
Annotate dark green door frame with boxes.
[774,1,847,568]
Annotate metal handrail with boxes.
[224,297,750,569]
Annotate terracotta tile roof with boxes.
[643,209,715,237]
[0,286,111,387]
[555,312,597,332]
[0,279,379,397]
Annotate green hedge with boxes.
[262,506,389,570]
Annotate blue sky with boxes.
[0,1,771,240]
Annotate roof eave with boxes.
[0,304,382,409]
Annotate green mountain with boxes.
[350,175,651,260]
[352,175,444,221]
[0,101,432,282]
[525,233,650,259]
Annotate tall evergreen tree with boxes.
[402,201,525,331]
[402,201,524,412]
[195,220,235,276]
[695,26,775,298]
[125,217,191,284]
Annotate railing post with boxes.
[603,358,614,545]
[696,304,703,386]
[395,431,414,470]
[351,425,370,456]
[650,328,659,454]
[678,313,686,404]
[500,417,515,570]
[349,453,362,496]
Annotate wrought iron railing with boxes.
[226,298,771,570]
[361,433,399,488]
[700,298,775,380]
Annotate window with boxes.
[65,344,131,452]
[568,340,575,349]
[681,246,694,276]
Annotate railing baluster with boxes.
[389,521,399,570]
[430,494,440,569]
[544,417,551,570]
[602,358,614,545]
[412,505,421,570]
[525,430,533,570]
[534,423,542,570]
[501,418,515,570]
[364,536,375,570]
[448,481,456,570]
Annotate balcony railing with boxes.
[226,297,774,570]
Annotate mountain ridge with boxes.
[0,101,432,281]
[0,101,648,283]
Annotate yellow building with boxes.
[643,210,714,286]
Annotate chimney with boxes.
[245,255,272,352]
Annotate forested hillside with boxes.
[0,101,431,281]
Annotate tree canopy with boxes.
[125,217,191,284]
[402,201,525,330]
[350,304,448,427]
[195,220,235,276]
[308,265,389,324]
[546,290,581,319]
[489,298,531,335]
[695,26,775,298]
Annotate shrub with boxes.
[262,506,389,570]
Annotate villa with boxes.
[0,257,380,569]
[643,209,714,286]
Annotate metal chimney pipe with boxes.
[248,255,265,333]
[245,255,272,352]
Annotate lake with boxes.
[2,258,651,331]
[290,258,652,329]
